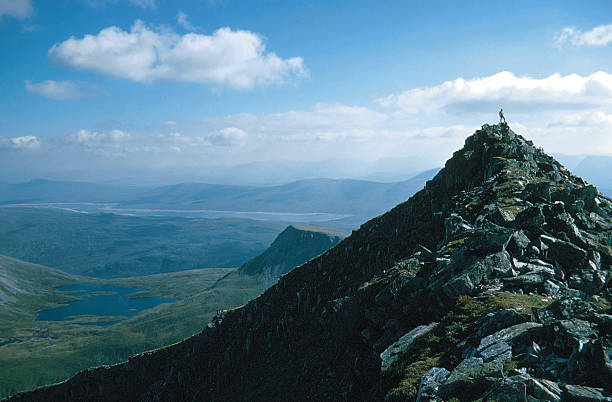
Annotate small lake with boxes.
[36,283,176,326]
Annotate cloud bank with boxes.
[555,24,612,47]
[9,71,612,178]
[49,20,306,89]
[377,71,612,114]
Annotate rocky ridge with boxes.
[8,124,611,401]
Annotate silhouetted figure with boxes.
[499,108,506,124]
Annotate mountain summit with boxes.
[10,124,611,401]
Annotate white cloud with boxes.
[0,0,32,19]
[66,129,132,155]
[177,10,197,31]
[25,80,83,100]
[555,24,612,47]
[0,135,40,149]
[377,71,612,115]
[49,20,307,89]
[164,120,177,126]
[208,127,248,146]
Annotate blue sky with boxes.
[1,0,612,183]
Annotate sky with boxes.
[1,0,612,183]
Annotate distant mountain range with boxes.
[0,157,438,186]
[0,208,287,278]
[121,172,439,215]
[0,171,440,232]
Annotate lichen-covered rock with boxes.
[564,384,611,402]
[380,323,437,371]
[416,367,449,402]
[439,357,503,398]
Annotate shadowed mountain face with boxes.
[235,225,347,285]
[204,225,347,317]
[11,124,611,401]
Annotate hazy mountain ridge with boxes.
[8,124,612,401]
[0,209,287,277]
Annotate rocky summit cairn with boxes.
[9,124,611,402]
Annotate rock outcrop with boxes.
[8,124,611,401]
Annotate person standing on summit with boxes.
[499,108,506,124]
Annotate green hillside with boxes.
[0,254,233,398]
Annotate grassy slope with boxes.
[0,255,238,398]
[0,208,286,277]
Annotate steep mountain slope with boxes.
[209,225,346,304]
[10,124,611,401]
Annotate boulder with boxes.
[474,309,527,340]
[524,181,551,203]
[571,185,599,210]
[380,322,437,371]
[540,235,587,271]
[516,206,546,229]
[507,230,531,254]
[464,230,513,256]
[439,357,502,398]
[416,367,450,402]
[567,340,606,384]
[443,252,513,298]
[564,384,611,402]
[444,213,472,242]
[482,375,529,402]
[530,378,562,401]
[477,322,544,354]
[477,340,512,363]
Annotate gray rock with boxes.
[477,322,544,354]
[443,252,513,298]
[478,340,512,362]
[507,230,531,254]
[416,367,450,402]
[544,279,561,295]
[475,309,527,339]
[493,207,516,226]
[439,357,502,397]
[564,384,611,402]
[503,273,548,288]
[380,322,437,371]
[571,185,599,210]
[483,375,529,402]
[540,234,587,271]
[464,230,513,256]
[525,181,551,203]
[552,319,598,357]
[444,213,472,242]
[516,206,546,229]
[602,345,612,380]
[531,378,562,400]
